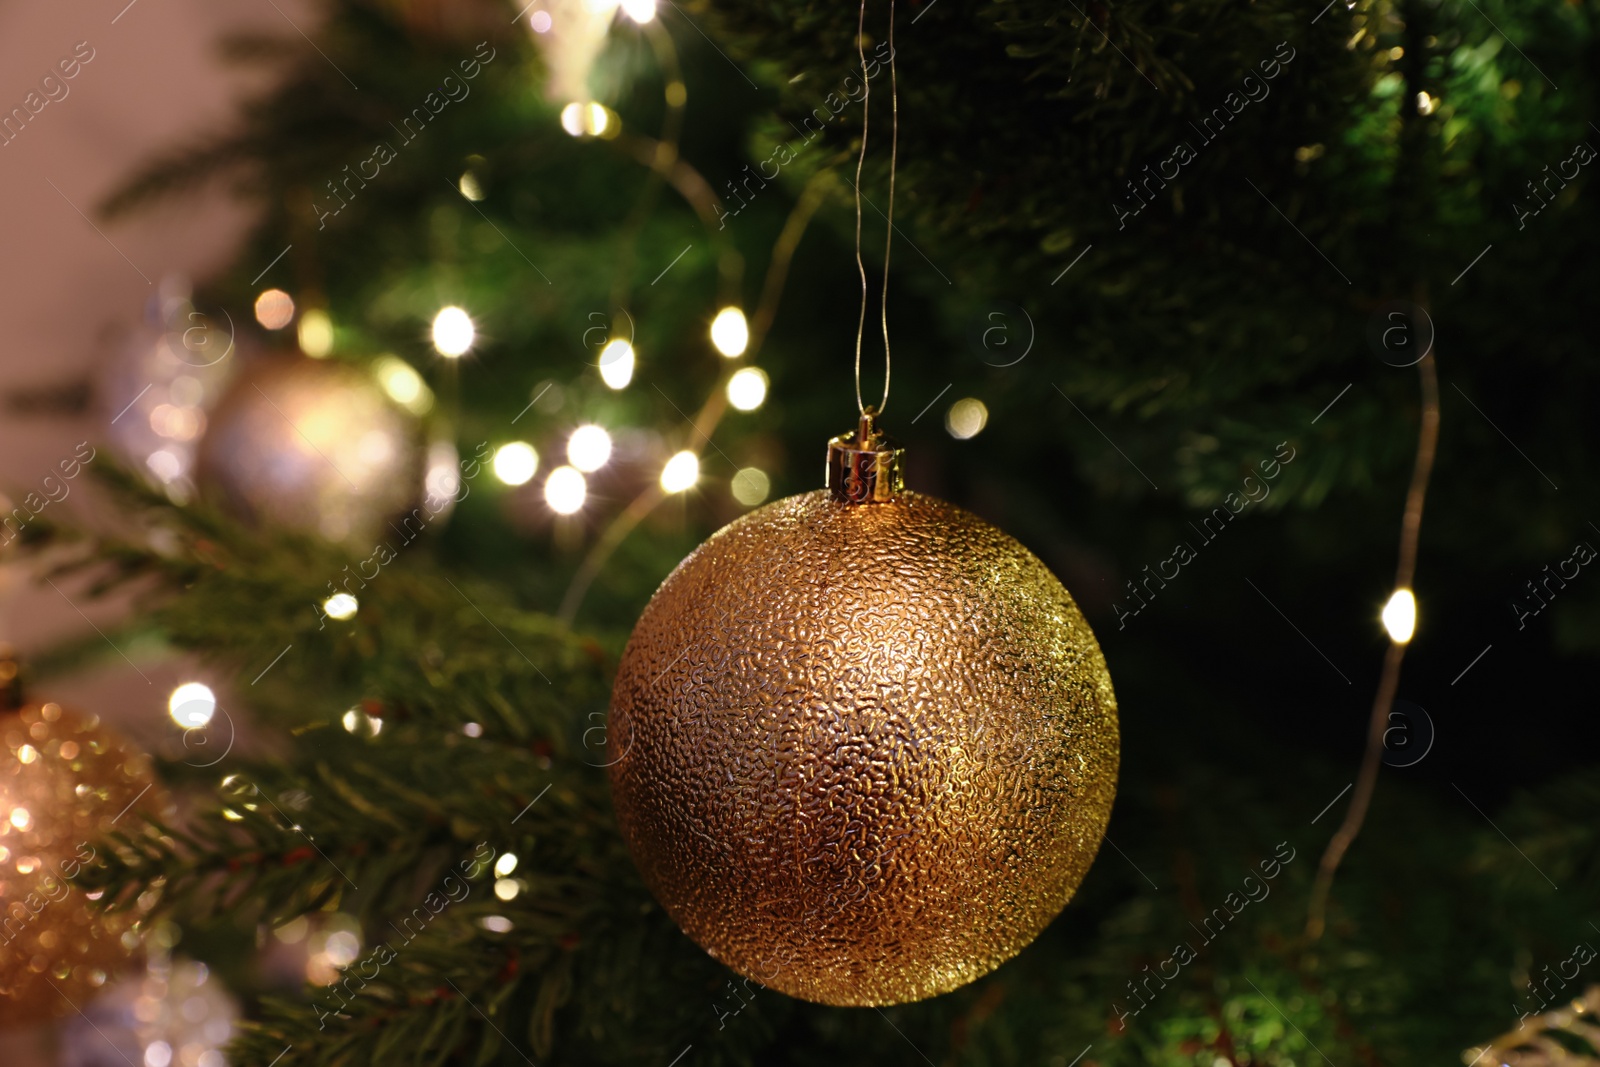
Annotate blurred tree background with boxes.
[13,0,1600,1062]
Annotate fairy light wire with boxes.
[852,0,897,418]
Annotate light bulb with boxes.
[710,307,749,358]
[599,339,635,389]
[567,424,612,472]
[726,367,768,411]
[660,451,699,494]
[545,466,587,514]
[493,442,539,486]
[432,306,475,357]
[1382,588,1417,643]
[168,682,216,729]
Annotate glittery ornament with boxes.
[0,702,164,1028]
[196,357,426,545]
[609,415,1119,1006]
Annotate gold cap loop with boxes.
[825,408,904,504]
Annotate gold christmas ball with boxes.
[197,357,426,544]
[0,702,164,1027]
[610,471,1119,1006]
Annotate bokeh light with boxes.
[726,367,768,411]
[1382,588,1417,643]
[945,398,989,440]
[432,306,475,357]
[620,0,656,22]
[660,451,699,494]
[731,467,770,507]
[254,289,294,330]
[324,593,359,620]
[298,309,334,358]
[710,307,749,358]
[493,442,539,486]
[168,682,216,729]
[373,356,433,415]
[560,102,615,138]
[599,339,635,389]
[545,466,587,514]
[567,425,612,472]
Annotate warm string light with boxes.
[709,307,749,358]
[167,682,216,728]
[432,306,475,357]
[545,466,587,514]
[726,368,768,412]
[567,425,612,471]
[660,451,699,494]
[493,442,539,486]
[599,339,635,389]
[1381,588,1417,643]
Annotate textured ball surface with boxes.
[609,490,1119,1006]
[0,703,164,1028]
[197,358,424,544]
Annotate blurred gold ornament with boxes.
[196,357,426,544]
[609,415,1119,1006]
[0,701,164,1028]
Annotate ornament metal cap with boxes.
[826,407,904,504]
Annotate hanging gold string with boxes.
[878,0,897,416]
[853,0,896,417]
[851,0,872,415]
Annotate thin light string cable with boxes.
[852,0,872,416]
[876,0,896,416]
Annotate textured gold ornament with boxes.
[609,419,1119,1006]
[197,357,426,545]
[0,702,164,1027]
